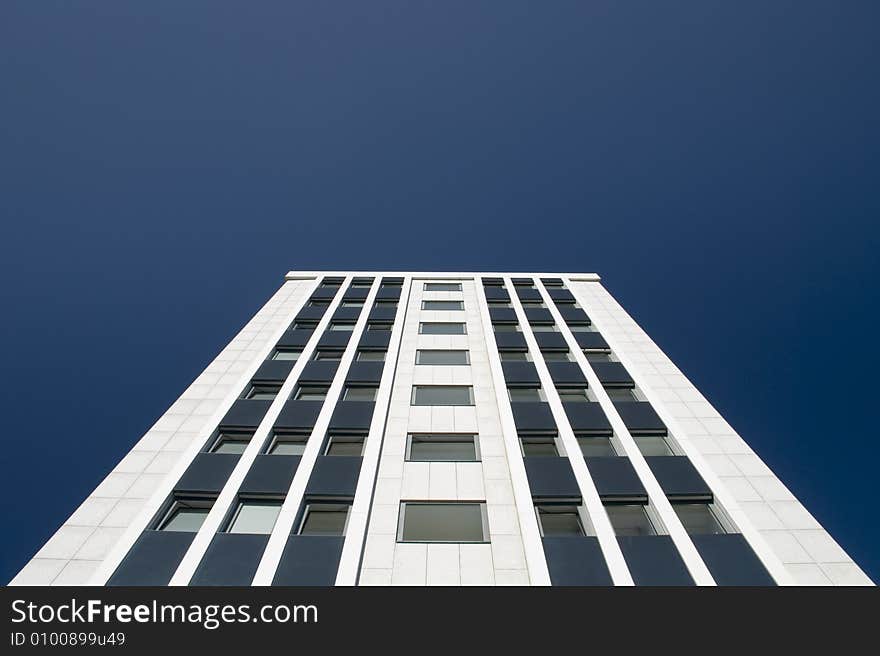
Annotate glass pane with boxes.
[508,388,544,402]
[161,507,209,532]
[499,351,530,361]
[409,437,477,461]
[422,301,464,310]
[329,323,354,331]
[542,351,571,361]
[606,505,656,536]
[344,387,377,401]
[212,439,249,455]
[300,506,350,535]
[326,439,364,456]
[584,351,611,362]
[606,388,636,401]
[530,325,558,332]
[420,322,466,335]
[314,350,343,361]
[269,440,306,455]
[228,501,282,534]
[424,283,461,292]
[296,386,328,400]
[569,324,595,332]
[557,388,590,403]
[247,386,279,400]
[401,503,485,542]
[674,504,726,535]
[417,350,469,365]
[577,436,617,457]
[412,386,474,406]
[493,324,520,332]
[272,350,301,361]
[357,350,386,361]
[634,435,673,456]
[538,507,584,536]
[521,440,558,456]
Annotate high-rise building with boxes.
[10,272,872,586]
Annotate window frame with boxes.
[418,322,467,335]
[155,497,214,532]
[421,300,465,311]
[224,498,284,535]
[271,348,302,361]
[423,282,463,292]
[296,501,352,536]
[208,431,253,455]
[405,433,480,462]
[397,501,490,544]
[415,349,471,366]
[294,384,331,401]
[324,433,366,456]
[411,385,476,406]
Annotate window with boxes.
[520,300,546,308]
[424,282,462,292]
[367,322,393,331]
[520,436,559,457]
[294,385,330,401]
[341,300,364,308]
[293,321,318,330]
[157,498,212,532]
[407,434,479,462]
[245,384,281,400]
[513,280,535,288]
[584,350,612,362]
[499,350,531,362]
[351,280,373,288]
[605,387,637,402]
[536,504,585,536]
[508,386,545,402]
[329,322,355,331]
[530,324,558,332]
[673,503,727,534]
[266,432,308,455]
[488,300,512,308]
[411,386,475,406]
[298,503,351,536]
[605,504,657,536]
[568,323,596,333]
[493,323,521,332]
[308,300,330,307]
[398,502,488,543]
[343,385,378,402]
[576,435,617,457]
[357,350,386,362]
[325,434,365,456]
[541,350,572,361]
[557,386,592,403]
[634,435,674,456]
[422,300,464,311]
[419,322,467,335]
[226,499,283,534]
[416,349,470,365]
[210,433,251,455]
[374,300,398,308]
[313,349,343,361]
[272,348,302,361]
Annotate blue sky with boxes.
[1,2,878,583]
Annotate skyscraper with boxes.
[11,272,872,586]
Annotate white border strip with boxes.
[566,279,794,585]
[335,277,412,585]
[251,279,382,584]
[476,280,552,585]
[88,278,319,585]
[167,276,354,585]
[507,277,634,586]
[541,279,716,585]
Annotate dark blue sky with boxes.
[1,2,877,583]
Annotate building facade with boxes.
[10,272,873,586]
